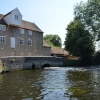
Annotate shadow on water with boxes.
[41,64,51,69]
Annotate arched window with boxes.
[20,38,24,45]
[28,39,32,46]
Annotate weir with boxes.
[1,56,63,71]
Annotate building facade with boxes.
[0,8,51,58]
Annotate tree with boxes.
[74,0,100,40]
[64,20,95,64]
[94,51,100,65]
[44,34,54,47]
[44,34,62,47]
[50,35,62,47]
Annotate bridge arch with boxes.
[41,63,51,69]
[31,63,35,69]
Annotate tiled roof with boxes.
[51,47,69,56]
[43,40,51,47]
[0,14,7,25]
[3,10,12,18]
[22,20,43,33]
[0,14,3,19]
[0,14,43,33]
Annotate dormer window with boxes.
[15,15,18,20]
[28,30,32,35]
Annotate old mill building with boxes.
[0,8,51,58]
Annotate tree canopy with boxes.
[64,20,95,64]
[74,0,100,40]
[44,34,62,47]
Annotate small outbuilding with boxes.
[51,47,69,58]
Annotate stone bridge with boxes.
[1,56,63,71]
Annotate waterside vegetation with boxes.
[64,0,100,66]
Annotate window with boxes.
[28,30,32,35]
[20,38,24,45]
[28,39,32,46]
[15,15,18,20]
[0,24,6,31]
[0,36,6,44]
[20,28,24,34]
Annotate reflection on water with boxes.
[0,67,100,100]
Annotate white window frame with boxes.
[28,30,32,35]
[0,24,6,31]
[0,36,6,44]
[15,15,18,20]
[28,39,32,46]
[20,38,24,45]
[20,28,24,34]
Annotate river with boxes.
[0,67,100,100]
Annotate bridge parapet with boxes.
[1,56,63,71]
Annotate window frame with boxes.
[0,24,6,31]
[20,38,24,45]
[15,15,18,20]
[20,28,24,34]
[28,39,32,46]
[28,30,32,35]
[0,36,6,44]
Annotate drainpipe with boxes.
[7,25,9,30]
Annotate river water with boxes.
[0,67,100,100]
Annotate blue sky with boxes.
[0,0,87,46]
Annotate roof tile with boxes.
[51,47,69,56]
[22,20,43,32]
[43,40,51,47]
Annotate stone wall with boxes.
[1,56,63,71]
[43,47,51,56]
[0,25,49,57]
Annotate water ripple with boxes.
[0,67,100,100]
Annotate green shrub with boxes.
[63,59,83,66]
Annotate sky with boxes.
[0,0,87,47]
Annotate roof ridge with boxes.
[0,11,43,33]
